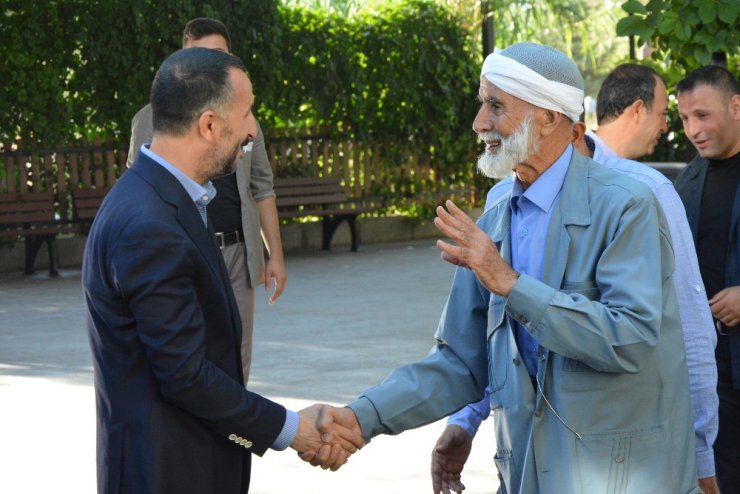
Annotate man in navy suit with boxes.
[83,48,362,493]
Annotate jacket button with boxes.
[615,455,624,463]
[534,409,542,417]
[513,358,521,366]
[244,441,253,448]
[229,434,237,441]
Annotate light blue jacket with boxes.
[349,151,699,493]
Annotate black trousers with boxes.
[715,385,740,493]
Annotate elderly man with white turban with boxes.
[301,43,699,494]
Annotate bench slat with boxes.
[274,184,346,196]
[274,177,341,187]
[71,187,110,223]
[273,176,383,251]
[276,193,349,207]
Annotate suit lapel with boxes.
[489,199,512,264]
[130,155,238,321]
[542,152,591,289]
[684,157,708,243]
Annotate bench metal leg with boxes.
[322,216,359,252]
[24,234,59,276]
[347,216,359,252]
[46,235,60,276]
[322,217,337,250]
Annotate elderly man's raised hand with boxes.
[293,404,364,471]
[434,200,519,297]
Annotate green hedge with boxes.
[1,0,480,185]
[1,0,281,146]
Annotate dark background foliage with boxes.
[2,0,737,204]
[1,0,477,158]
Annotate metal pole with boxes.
[481,0,494,58]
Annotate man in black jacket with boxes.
[674,65,740,492]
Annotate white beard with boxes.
[476,114,540,179]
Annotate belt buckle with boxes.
[215,231,227,249]
[215,230,239,249]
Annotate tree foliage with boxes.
[0,0,281,146]
[615,0,739,162]
[616,0,739,73]
[269,1,478,140]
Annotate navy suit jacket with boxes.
[83,152,286,493]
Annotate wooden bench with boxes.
[71,187,111,232]
[274,177,383,251]
[0,192,77,276]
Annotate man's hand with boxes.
[431,425,473,494]
[293,405,364,471]
[698,476,719,494]
[434,200,519,296]
[264,257,286,304]
[709,285,740,328]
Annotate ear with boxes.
[571,121,586,143]
[197,110,219,144]
[729,94,740,121]
[538,109,564,137]
[627,99,646,123]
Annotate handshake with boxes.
[290,404,365,471]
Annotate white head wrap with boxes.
[481,43,584,122]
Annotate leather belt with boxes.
[215,229,243,249]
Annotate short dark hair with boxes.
[182,17,231,52]
[677,65,739,100]
[596,64,662,125]
[150,47,246,136]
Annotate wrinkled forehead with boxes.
[478,77,536,111]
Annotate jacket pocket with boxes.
[493,448,516,494]
[575,427,668,494]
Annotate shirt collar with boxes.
[511,144,572,214]
[141,145,217,205]
[586,130,617,163]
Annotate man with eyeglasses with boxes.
[127,17,286,385]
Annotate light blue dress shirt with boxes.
[141,145,299,451]
[449,134,719,478]
[509,145,572,378]
[141,145,216,227]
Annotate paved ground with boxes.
[0,240,498,493]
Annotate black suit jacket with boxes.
[675,155,740,389]
[83,153,286,493]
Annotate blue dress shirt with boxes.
[141,145,216,227]
[509,146,572,377]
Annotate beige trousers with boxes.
[220,241,256,384]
